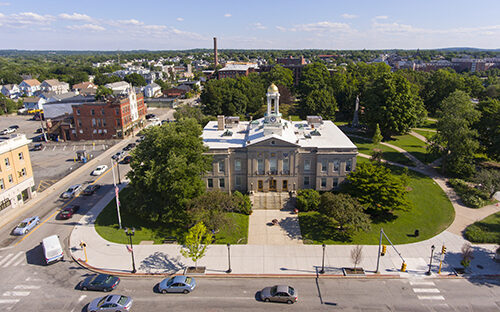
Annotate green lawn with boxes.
[299,164,455,245]
[334,121,349,126]
[420,118,437,130]
[413,129,435,142]
[348,135,415,166]
[288,115,302,121]
[464,211,500,243]
[95,188,249,245]
[387,134,439,164]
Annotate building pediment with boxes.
[246,135,299,148]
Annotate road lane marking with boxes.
[2,291,30,297]
[0,299,19,304]
[409,281,435,286]
[0,254,14,267]
[78,295,87,303]
[24,277,41,282]
[413,288,440,293]
[14,285,40,290]
[2,252,23,268]
[417,295,444,300]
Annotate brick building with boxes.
[260,56,306,86]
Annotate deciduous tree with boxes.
[180,222,213,268]
[319,193,371,234]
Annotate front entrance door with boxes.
[269,179,277,192]
[258,180,263,192]
[282,180,288,192]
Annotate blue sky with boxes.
[0,0,499,50]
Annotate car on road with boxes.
[123,143,136,151]
[35,127,45,134]
[91,165,108,176]
[146,113,156,120]
[58,205,80,220]
[80,274,120,292]
[121,156,132,164]
[13,216,40,235]
[158,276,196,294]
[260,285,298,304]
[82,184,100,195]
[0,128,15,135]
[32,143,43,151]
[61,184,83,199]
[111,151,124,161]
[88,294,132,312]
[8,125,19,130]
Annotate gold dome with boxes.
[267,83,279,93]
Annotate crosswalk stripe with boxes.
[0,254,14,267]
[417,295,445,300]
[2,291,30,297]
[0,299,20,304]
[413,288,440,293]
[2,252,23,268]
[12,257,24,267]
[409,281,435,286]
[14,285,40,290]
[78,295,87,303]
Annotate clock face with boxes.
[270,116,276,123]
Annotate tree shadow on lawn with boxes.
[299,212,352,243]
[366,208,398,224]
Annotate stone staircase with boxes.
[250,192,295,210]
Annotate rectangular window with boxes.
[235,159,241,171]
[303,176,310,186]
[101,108,105,115]
[76,109,80,116]
[270,156,277,174]
[346,160,352,172]
[0,179,4,190]
[92,118,96,127]
[77,119,82,127]
[321,160,327,172]
[283,157,289,173]
[116,119,121,127]
[97,119,101,127]
[115,108,120,115]
[304,159,311,171]
[257,159,264,174]
[207,178,213,188]
[4,158,10,167]
[218,160,225,173]
[102,119,107,126]
[219,178,225,188]
[235,176,242,187]
[333,178,339,188]
[333,160,339,172]
[321,177,327,188]
[91,109,95,116]
[8,174,13,183]
[18,152,24,160]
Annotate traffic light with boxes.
[441,245,446,254]
[401,262,407,272]
[381,245,387,256]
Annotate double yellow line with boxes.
[13,164,117,247]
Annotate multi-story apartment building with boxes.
[202,84,357,193]
[40,79,70,94]
[19,79,41,96]
[0,134,36,213]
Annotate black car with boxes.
[9,125,19,130]
[111,152,123,161]
[80,274,120,292]
[123,143,136,151]
[82,184,100,195]
[121,156,132,164]
[145,113,156,120]
[32,143,43,151]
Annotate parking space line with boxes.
[42,147,46,151]
[63,146,66,151]
[2,291,30,297]
[52,146,56,151]
[72,145,75,151]
[14,285,40,290]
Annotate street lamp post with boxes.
[125,228,137,274]
[226,243,232,274]
[426,245,435,276]
[116,158,122,184]
[320,244,326,274]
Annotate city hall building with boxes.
[202,84,358,193]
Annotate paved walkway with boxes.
[248,209,303,245]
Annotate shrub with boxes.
[296,189,320,212]
[465,224,500,243]
[448,178,488,208]
[232,191,252,215]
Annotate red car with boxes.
[58,205,80,220]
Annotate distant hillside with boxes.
[436,47,500,52]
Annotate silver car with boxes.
[158,276,196,294]
[260,285,298,304]
[87,294,132,312]
[60,184,82,199]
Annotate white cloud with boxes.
[224,13,232,18]
[0,12,55,27]
[290,21,351,32]
[375,15,388,20]
[276,26,286,32]
[67,24,105,32]
[176,17,184,22]
[341,13,358,19]
[0,2,10,6]
[118,19,144,26]
[59,13,92,22]
[252,22,267,30]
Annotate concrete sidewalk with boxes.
[70,183,500,277]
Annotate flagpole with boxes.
[111,158,122,229]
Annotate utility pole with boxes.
[111,158,122,229]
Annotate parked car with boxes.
[32,143,43,151]
[135,136,145,143]
[123,143,136,151]
[260,285,298,304]
[8,125,19,130]
[83,184,100,195]
[35,127,45,134]
[158,276,196,294]
[88,295,132,312]
[80,274,120,292]
[13,216,40,235]
[0,128,15,135]
[146,113,156,120]
[58,205,80,220]
[121,156,132,164]
[32,135,44,142]
[91,165,108,176]
[61,184,83,199]
[111,152,124,161]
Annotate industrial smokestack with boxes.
[213,37,218,69]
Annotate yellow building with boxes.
[0,134,36,212]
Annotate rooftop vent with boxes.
[222,129,233,137]
[310,129,321,136]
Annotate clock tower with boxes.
[263,84,284,136]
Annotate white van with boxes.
[41,235,63,265]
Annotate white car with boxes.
[0,128,15,135]
[61,184,83,199]
[91,165,108,176]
